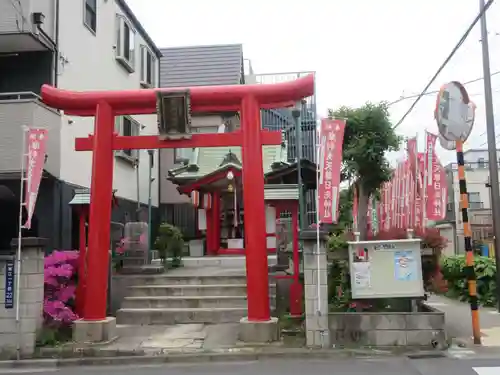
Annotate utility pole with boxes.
[480,0,500,312]
[292,101,306,229]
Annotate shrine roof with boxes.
[168,144,288,181]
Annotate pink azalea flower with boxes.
[43,250,80,326]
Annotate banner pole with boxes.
[15,126,28,360]
[315,129,321,315]
[415,133,419,228]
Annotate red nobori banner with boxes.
[318,118,346,224]
[24,128,48,229]
[424,131,440,221]
[428,155,447,221]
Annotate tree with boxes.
[331,187,353,234]
[328,102,401,239]
[327,187,353,251]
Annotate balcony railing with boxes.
[447,201,484,210]
[469,201,484,209]
[447,161,500,170]
[0,91,41,102]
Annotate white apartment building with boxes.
[445,149,500,252]
[0,0,161,250]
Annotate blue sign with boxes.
[4,260,14,309]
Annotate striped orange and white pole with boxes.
[456,140,481,345]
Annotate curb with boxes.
[0,348,418,368]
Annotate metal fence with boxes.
[161,203,197,239]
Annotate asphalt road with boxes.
[2,357,500,375]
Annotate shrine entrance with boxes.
[40,75,314,342]
[170,152,319,259]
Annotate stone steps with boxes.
[116,266,277,325]
[127,284,249,297]
[116,307,248,325]
[152,254,277,268]
[121,275,248,286]
[122,295,248,309]
[120,265,164,275]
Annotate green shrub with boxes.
[328,260,351,311]
[440,255,497,307]
[154,223,184,268]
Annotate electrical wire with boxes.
[388,70,500,106]
[392,0,495,129]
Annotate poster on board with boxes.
[352,262,371,288]
[394,251,417,281]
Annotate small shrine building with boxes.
[167,138,317,256]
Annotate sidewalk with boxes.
[426,295,500,347]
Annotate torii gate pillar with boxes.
[41,75,314,341]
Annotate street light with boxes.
[292,101,306,229]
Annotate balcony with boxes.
[0,0,55,53]
[0,92,61,178]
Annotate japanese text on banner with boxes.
[24,129,48,229]
[318,119,345,224]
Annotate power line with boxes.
[392,0,495,129]
[388,70,500,106]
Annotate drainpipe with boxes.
[54,0,60,87]
[147,150,154,260]
[35,0,60,87]
[135,157,140,220]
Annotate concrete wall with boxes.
[435,224,455,256]
[300,229,329,348]
[329,311,445,348]
[0,238,45,357]
[0,100,62,178]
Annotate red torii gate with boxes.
[41,75,314,323]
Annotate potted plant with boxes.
[154,223,184,268]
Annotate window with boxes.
[174,126,218,163]
[115,116,141,162]
[468,192,480,202]
[116,15,135,72]
[84,0,97,33]
[140,46,156,87]
[478,158,486,168]
[468,192,482,209]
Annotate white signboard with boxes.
[348,239,424,299]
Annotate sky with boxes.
[127,0,500,165]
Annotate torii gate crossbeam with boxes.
[41,75,314,325]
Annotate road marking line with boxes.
[473,367,500,375]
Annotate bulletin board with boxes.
[347,239,425,299]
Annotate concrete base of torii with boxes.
[238,316,280,343]
[73,317,118,344]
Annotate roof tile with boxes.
[159,44,244,87]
